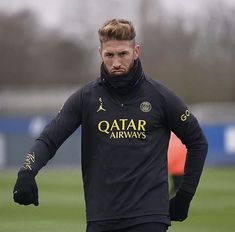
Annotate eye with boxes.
[119,51,128,57]
[105,53,114,58]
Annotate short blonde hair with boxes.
[98,19,136,43]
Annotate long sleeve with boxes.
[20,89,83,176]
[162,88,208,196]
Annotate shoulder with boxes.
[69,79,100,98]
[143,76,179,102]
[80,78,101,95]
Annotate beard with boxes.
[104,59,135,77]
[100,58,142,95]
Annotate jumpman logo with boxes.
[97,97,106,112]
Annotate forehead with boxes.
[101,40,134,52]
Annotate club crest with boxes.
[140,101,152,112]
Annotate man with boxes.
[13,19,208,232]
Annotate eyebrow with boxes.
[104,49,130,54]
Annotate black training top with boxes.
[21,60,208,227]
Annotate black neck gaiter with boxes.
[100,59,144,95]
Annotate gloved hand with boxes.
[170,190,193,221]
[13,170,39,206]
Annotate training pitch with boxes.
[1,167,235,232]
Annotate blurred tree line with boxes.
[0,0,234,103]
[0,10,90,87]
[140,0,235,103]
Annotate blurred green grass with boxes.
[1,167,235,232]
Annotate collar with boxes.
[100,59,144,95]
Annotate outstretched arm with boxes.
[13,90,83,206]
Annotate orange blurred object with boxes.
[168,133,187,175]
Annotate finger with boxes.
[33,194,39,206]
[18,200,33,205]
[15,197,34,205]
[32,186,39,206]
[13,191,34,205]
[13,190,19,201]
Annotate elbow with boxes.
[201,134,209,156]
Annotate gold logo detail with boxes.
[140,101,152,112]
[98,119,147,139]
[97,97,106,112]
[181,109,190,121]
[23,152,36,170]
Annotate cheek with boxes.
[102,59,113,72]
[102,57,112,65]
[104,60,113,68]
[120,55,130,63]
[123,56,134,68]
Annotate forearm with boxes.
[180,132,208,196]
[20,139,55,176]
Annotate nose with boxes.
[112,57,121,69]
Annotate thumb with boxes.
[32,182,39,206]
[33,192,39,206]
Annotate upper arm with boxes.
[38,89,82,152]
[162,89,206,148]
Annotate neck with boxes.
[101,59,143,95]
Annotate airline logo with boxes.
[98,118,147,139]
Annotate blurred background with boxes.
[0,0,235,232]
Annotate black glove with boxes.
[13,170,39,206]
[170,190,193,221]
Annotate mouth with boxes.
[110,69,126,75]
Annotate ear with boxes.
[134,45,140,60]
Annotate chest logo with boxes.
[140,101,152,112]
[97,97,106,112]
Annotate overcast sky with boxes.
[0,0,234,40]
[0,0,66,27]
[0,0,234,27]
